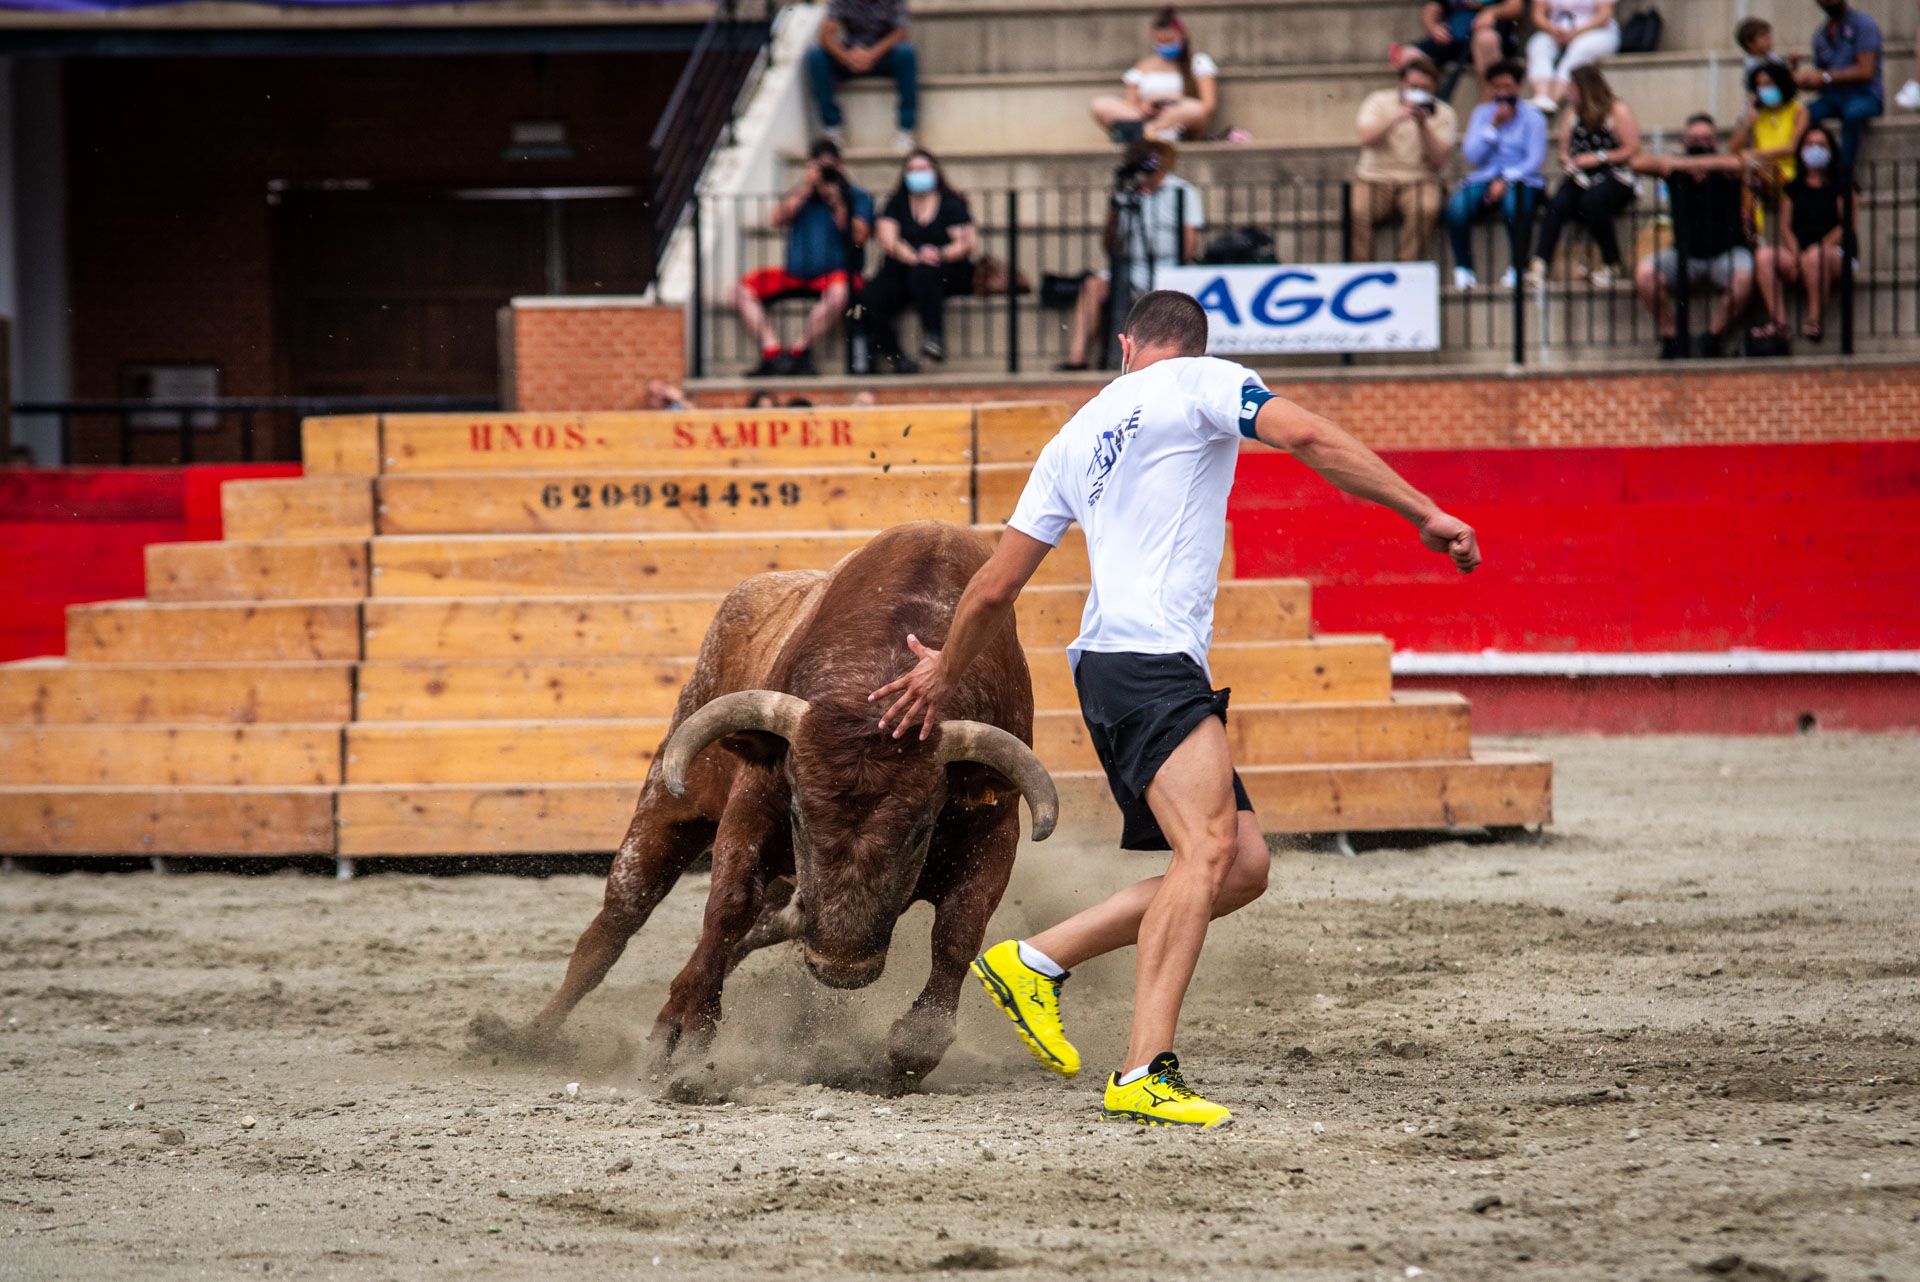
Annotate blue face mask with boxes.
[1801,144,1832,170]
[1757,85,1784,108]
[904,169,937,195]
[1153,41,1184,58]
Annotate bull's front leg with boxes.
[652,794,782,1061]
[887,817,1019,1083]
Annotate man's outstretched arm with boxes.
[1250,394,1482,573]
[869,528,1055,740]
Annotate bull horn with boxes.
[660,690,809,797]
[937,721,1060,842]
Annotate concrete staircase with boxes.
[0,403,1551,861]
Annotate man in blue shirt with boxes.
[734,138,874,377]
[1796,0,1884,169]
[1444,58,1548,290]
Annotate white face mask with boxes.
[1801,144,1833,170]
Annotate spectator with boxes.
[1754,124,1855,342]
[1733,62,1809,189]
[1446,59,1548,289]
[1632,114,1755,359]
[1057,140,1204,369]
[1736,17,1788,72]
[1526,65,1639,288]
[735,139,872,378]
[851,390,879,407]
[786,396,817,407]
[1397,1,1525,95]
[645,378,689,411]
[1090,6,1219,143]
[746,389,780,408]
[807,0,918,154]
[1526,0,1620,114]
[1795,0,1883,170]
[862,148,977,373]
[1899,2,1920,110]
[1350,56,1459,263]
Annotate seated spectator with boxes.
[1351,56,1459,263]
[1795,0,1883,170]
[1058,140,1204,369]
[1754,124,1855,342]
[1632,114,1755,358]
[1733,62,1809,199]
[807,0,918,154]
[1526,0,1620,114]
[1446,60,1548,289]
[862,149,977,373]
[1526,65,1639,287]
[1736,17,1789,72]
[746,389,780,408]
[735,139,872,378]
[646,378,688,411]
[1899,1,1920,110]
[1396,1,1525,96]
[1090,7,1219,143]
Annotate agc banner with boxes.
[1156,263,1441,355]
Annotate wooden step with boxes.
[379,407,977,474]
[0,660,354,725]
[66,600,363,663]
[301,415,380,476]
[341,694,1467,786]
[335,783,632,856]
[0,724,343,786]
[0,786,335,855]
[373,466,972,536]
[221,476,375,541]
[358,578,1308,660]
[1029,638,1392,708]
[146,539,369,602]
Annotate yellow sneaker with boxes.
[1101,1053,1232,1129]
[970,940,1081,1077]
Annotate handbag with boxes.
[1039,271,1089,310]
[971,254,1033,297]
[1619,4,1663,54]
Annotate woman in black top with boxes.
[1526,65,1641,287]
[863,149,977,373]
[1753,125,1854,343]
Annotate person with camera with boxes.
[1350,55,1458,263]
[1445,58,1548,290]
[861,149,977,373]
[1057,140,1204,371]
[734,138,873,378]
[1524,64,1640,288]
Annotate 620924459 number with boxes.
[539,480,804,511]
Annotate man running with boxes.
[869,290,1481,1128]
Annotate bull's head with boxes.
[658,690,1057,990]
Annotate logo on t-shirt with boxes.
[1085,406,1142,508]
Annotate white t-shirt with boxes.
[1124,52,1220,104]
[1116,175,1205,293]
[1008,355,1266,675]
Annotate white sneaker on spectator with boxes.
[1897,80,1920,111]
[1523,258,1548,289]
[1452,266,1478,290]
[1589,266,1615,288]
[1498,266,1518,290]
[823,125,848,148]
[892,129,916,154]
[1529,94,1559,114]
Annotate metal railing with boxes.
[688,159,1916,376]
[14,395,498,467]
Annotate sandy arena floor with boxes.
[3,734,1918,1281]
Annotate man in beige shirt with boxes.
[1350,57,1459,262]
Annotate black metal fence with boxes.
[689,159,1918,376]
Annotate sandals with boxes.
[1801,318,1825,343]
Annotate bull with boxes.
[482,521,1057,1081]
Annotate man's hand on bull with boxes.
[869,634,953,740]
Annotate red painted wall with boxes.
[1230,441,1920,652]
[0,465,299,661]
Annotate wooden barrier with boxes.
[379,408,977,474]
[221,477,374,541]
[65,600,363,664]
[0,724,342,786]
[1035,692,1467,766]
[354,659,691,721]
[374,467,972,535]
[0,786,336,855]
[1028,637,1393,707]
[146,540,369,602]
[335,783,635,856]
[974,402,1068,464]
[0,660,354,724]
[300,415,380,477]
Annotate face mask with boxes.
[1685,140,1716,155]
[1153,41,1184,58]
[1801,144,1833,170]
[904,169,937,194]
[1757,85,1784,108]
[1495,93,1519,107]
[1402,87,1435,108]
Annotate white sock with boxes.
[1116,1062,1153,1086]
[1016,940,1065,978]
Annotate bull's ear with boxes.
[945,762,1012,810]
[719,730,790,767]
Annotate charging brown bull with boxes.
[486,521,1056,1081]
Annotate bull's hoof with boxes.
[885,1007,956,1085]
[466,1011,576,1062]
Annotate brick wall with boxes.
[510,301,686,412]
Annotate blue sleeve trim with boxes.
[1238,387,1276,439]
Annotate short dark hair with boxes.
[1399,54,1441,82]
[1734,17,1771,51]
[809,137,842,161]
[1747,61,1796,102]
[1124,290,1209,356]
[1486,57,1524,85]
[1685,111,1717,131]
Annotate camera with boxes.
[1113,148,1164,193]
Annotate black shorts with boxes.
[1072,650,1254,852]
